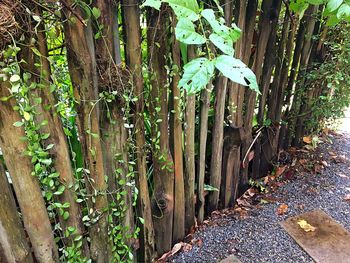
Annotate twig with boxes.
[61,0,86,26]
[242,126,264,164]
[282,0,295,25]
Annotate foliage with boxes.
[290,0,350,25]
[142,0,258,94]
[304,23,350,132]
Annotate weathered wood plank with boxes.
[281,210,350,263]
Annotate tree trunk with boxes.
[288,6,319,146]
[171,15,185,241]
[239,0,258,189]
[208,76,228,213]
[122,1,155,261]
[122,0,155,262]
[147,7,175,255]
[61,2,110,261]
[293,6,320,145]
[0,82,59,263]
[184,46,196,231]
[0,162,34,263]
[95,1,135,259]
[252,0,282,178]
[197,82,212,222]
[21,12,87,254]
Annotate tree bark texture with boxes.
[0,162,34,263]
[62,2,110,261]
[171,15,186,242]
[147,7,175,255]
[0,82,59,263]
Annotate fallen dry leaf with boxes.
[338,173,349,179]
[191,238,203,247]
[156,242,192,263]
[303,136,312,144]
[299,159,307,165]
[247,187,257,197]
[182,243,192,252]
[320,160,328,167]
[344,194,350,202]
[314,164,323,174]
[275,166,287,177]
[277,204,289,215]
[297,219,316,232]
[156,242,185,262]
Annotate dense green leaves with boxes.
[178,58,215,93]
[175,18,206,44]
[289,0,350,25]
[214,55,259,93]
[143,0,258,94]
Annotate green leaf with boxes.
[290,0,309,16]
[178,57,215,93]
[41,158,52,166]
[337,3,350,19]
[202,9,240,44]
[46,144,55,150]
[13,121,24,127]
[141,0,162,10]
[209,33,234,56]
[204,184,219,192]
[23,111,31,121]
[326,0,343,12]
[179,42,188,64]
[32,15,41,22]
[230,24,242,42]
[92,7,101,19]
[326,14,341,25]
[214,55,259,93]
[164,0,199,21]
[10,74,20,83]
[63,211,70,220]
[201,9,224,34]
[175,18,206,44]
[11,83,20,93]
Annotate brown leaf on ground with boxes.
[338,173,349,179]
[236,198,251,208]
[303,136,312,144]
[314,164,323,174]
[299,159,307,165]
[191,238,203,247]
[277,203,289,215]
[183,243,192,252]
[234,207,249,219]
[320,160,328,167]
[156,242,184,262]
[328,151,336,156]
[247,187,257,197]
[296,204,305,210]
[275,166,287,177]
[344,194,350,202]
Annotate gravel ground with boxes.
[170,132,350,263]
